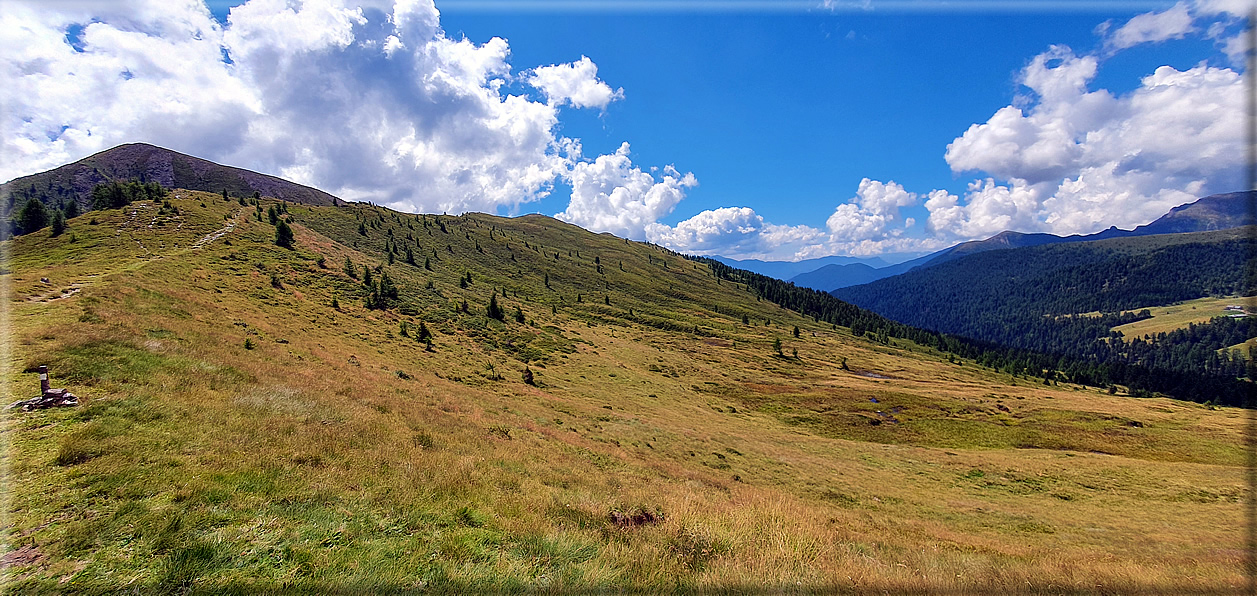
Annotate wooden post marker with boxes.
[7,366,78,410]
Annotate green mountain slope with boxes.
[833,229,1256,379]
[2,189,1247,592]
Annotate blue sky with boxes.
[6,0,1249,260]
[435,9,1223,222]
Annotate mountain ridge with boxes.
[787,190,1255,292]
[1,142,342,213]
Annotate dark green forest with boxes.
[828,230,1256,379]
[699,256,1253,407]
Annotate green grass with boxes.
[1,190,1247,593]
[1112,295,1250,340]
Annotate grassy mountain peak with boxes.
[1,143,341,217]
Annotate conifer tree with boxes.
[487,293,504,321]
[49,210,65,237]
[275,220,295,248]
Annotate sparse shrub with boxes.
[455,506,487,528]
[244,338,255,350]
[514,306,525,324]
[413,431,435,449]
[522,366,535,385]
[668,524,729,571]
[488,425,511,439]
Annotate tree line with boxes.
[7,178,169,236]
[697,256,1254,407]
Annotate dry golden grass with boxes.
[0,190,1247,593]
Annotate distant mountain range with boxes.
[1,143,341,212]
[710,254,892,280]
[784,191,1255,292]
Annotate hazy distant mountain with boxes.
[710,255,890,281]
[918,191,1255,270]
[1129,191,1255,235]
[790,191,1254,293]
[2,142,341,212]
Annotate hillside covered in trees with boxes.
[829,228,1255,395]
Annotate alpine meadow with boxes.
[0,174,1249,592]
[2,0,1255,593]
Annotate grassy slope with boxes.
[1,191,1247,593]
[1111,295,1248,339]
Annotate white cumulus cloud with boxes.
[528,56,624,110]
[644,206,825,259]
[643,178,946,261]
[936,44,1244,239]
[1,0,637,217]
[1100,2,1196,51]
[556,142,697,239]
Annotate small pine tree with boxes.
[222,189,229,201]
[332,295,340,310]
[399,321,410,337]
[344,256,357,279]
[742,314,749,325]
[358,221,367,235]
[244,338,255,350]
[63,201,79,219]
[792,326,800,338]
[544,273,550,289]
[49,210,65,237]
[487,293,504,321]
[773,337,783,357]
[362,266,373,286]
[522,367,535,386]
[416,321,432,342]
[514,306,525,324]
[275,220,295,248]
[424,257,432,271]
